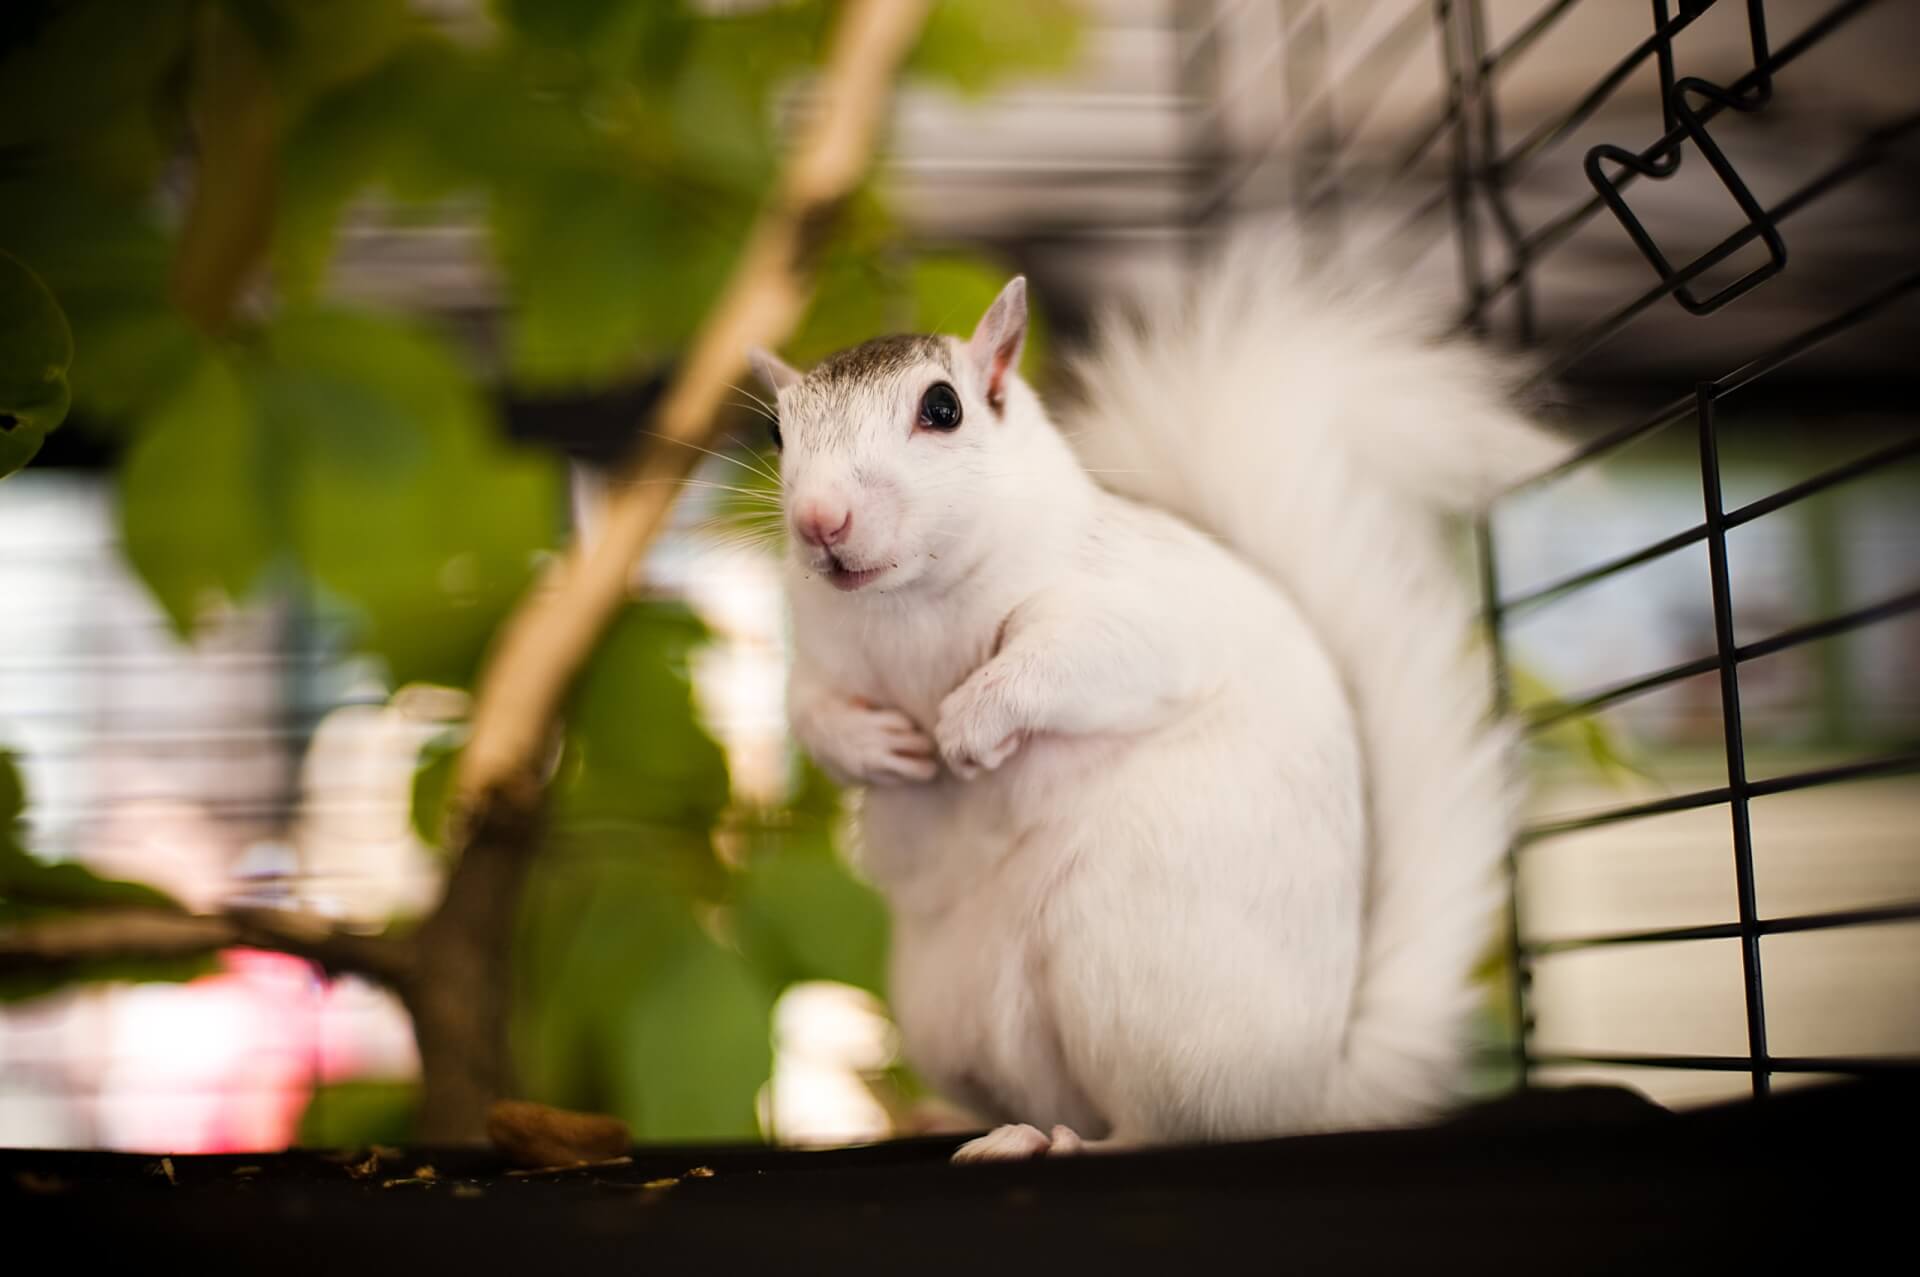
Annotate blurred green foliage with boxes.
[1464,658,1647,1079]
[1510,665,1653,785]
[0,750,185,925]
[0,250,72,477]
[0,0,1078,1143]
[0,749,215,999]
[296,1078,417,1148]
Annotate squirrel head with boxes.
[750,276,1052,597]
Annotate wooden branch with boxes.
[453,0,933,808]
[403,787,544,1141]
[0,910,232,961]
[227,907,411,982]
[0,907,410,984]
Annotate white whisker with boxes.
[727,396,779,425]
[641,432,784,487]
[728,381,779,419]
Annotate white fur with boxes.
[763,229,1567,1161]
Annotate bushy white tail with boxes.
[1064,232,1569,1126]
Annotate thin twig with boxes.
[0,906,410,983]
[503,1156,635,1177]
[406,0,930,1139]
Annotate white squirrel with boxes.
[749,232,1568,1162]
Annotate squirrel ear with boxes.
[966,276,1027,415]
[748,346,802,394]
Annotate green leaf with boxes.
[0,179,201,425]
[780,189,903,366]
[0,0,195,189]
[216,0,412,104]
[909,0,1082,96]
[1,748,187,921]
[510,596,771,1138]
[787,754,846,825]
[490,171,747,389]
[516,894,779,1143]
[731,760,887,998]
[495,0,650,52]
[649,6,823,193]
[261,307,562,688]
[0,855,184,922]
[735,841,889,997]
[273,38,503,299]
[0,2,174,142]
[615,915,775,1142]
[0,748,21,823]
[1509,663,1652,783]
[0,249,74,478]
[118,355,277,634]
[295,1078,417,1147]
[1462,1000,1521,1098]
[0,751,214,1004]
[512,847,712,1111]
[408,733,461,848]
[117,306,560,689]
[549,603,731,841]
[0,953,219,1004]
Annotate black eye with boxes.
[768,418,783,450]
[919,382,962,431]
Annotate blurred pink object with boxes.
[91,949,415,1153]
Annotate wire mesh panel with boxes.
[1447,0,1917,1095]
[1485,284,1920,1094]
[1178,0,1919,1098]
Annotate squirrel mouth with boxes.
[823,552,887,592]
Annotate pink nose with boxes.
[796,503,853,548]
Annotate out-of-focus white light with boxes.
[764,981,896,1147]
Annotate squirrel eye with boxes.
[768,418,783,450]
[918,382,962,432]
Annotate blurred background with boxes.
[0,0,1914,1151]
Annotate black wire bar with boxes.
[1524,901,1920,956]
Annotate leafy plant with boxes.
[0,0,1081,1144]
[0,749,215,1000]
[0,250,73,477]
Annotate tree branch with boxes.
[0,907,411,984]
[397,0,933,1142]
[227,907,412,982]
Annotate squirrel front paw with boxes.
[935,675,1022,780]
[806,699,938,786]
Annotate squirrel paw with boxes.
[951,1124,1085,1164]
[812,700,938,786]
[935,677,1022,780]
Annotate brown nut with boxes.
[486,1099,631,1169]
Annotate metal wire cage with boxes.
[1469,0,1916,1097]
[1177,0,1919,1099]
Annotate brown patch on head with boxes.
[810,334,950,390]
[779,334,953,452]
